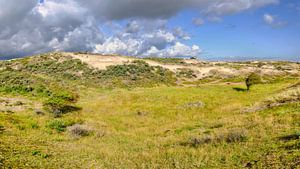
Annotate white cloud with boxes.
[263,13,287,28]
[263,14,274,24]
[0,0,279,58]
[95,28,201,58]
[143,43,201,58]
[165,42,201,58]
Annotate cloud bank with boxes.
[0,0,279,59]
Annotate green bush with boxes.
[43,93,80,117]
[145,57,185,64]
[46,119,75,132]
[246,73,262,90]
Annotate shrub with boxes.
[183,136,213,147]
[222,129,248,143]
[245,73,262,90]
[43,92,80,117]
[67,124,92,138]
[182,129,248,147]
[145,57,185,64]
[176,68,197,79]
[46,119,75,132]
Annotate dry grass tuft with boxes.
[182,128,248,147]
[67,124,92,138]
[265,88,300,106]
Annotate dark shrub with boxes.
[246,73,262,90]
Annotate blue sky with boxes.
[0,0,299,61]
[168,1,300,60]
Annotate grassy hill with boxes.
[0,52,299,168]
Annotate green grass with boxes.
[1,54,299,168]
[1,78,299,168]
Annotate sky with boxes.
[0,0,299,61]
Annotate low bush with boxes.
[182,129,248,147]
[245,73,262,90]
[37,89,80,116]
[176,68,197,79]
[46,119,75,132]
[219,129,248,143]
[183,136,213,147]
[145,57,185,65]
[67,124,92,138]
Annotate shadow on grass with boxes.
[279,132,300,141]
[232,87,248,92]
[50,105,82,118]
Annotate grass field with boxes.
[1,78,299,168]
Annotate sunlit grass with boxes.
[1,79,299,168]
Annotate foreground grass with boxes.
[1,80,299,168]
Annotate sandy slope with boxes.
[65,52,235,79]
[64,52,299,79]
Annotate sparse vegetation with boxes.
[176,68,197,79]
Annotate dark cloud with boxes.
[76,0,278,20]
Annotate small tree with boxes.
[245,73,262,90]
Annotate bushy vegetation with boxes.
[67,124,92,138]
[145,57,186,64]
[0,67,80,116]
[100,60,176,87]
[246,73,262,90]
[176,68,197,79]
[1,53,177,88]
[46,119,76,132]
[182,129,248,147]
[43,92,80,117]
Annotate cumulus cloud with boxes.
[263,13,287,28]
[143,43,201,58]
[95,28,200,58]
[173,27,191,40]
[0,0,279,58]
[0,0,103,58]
